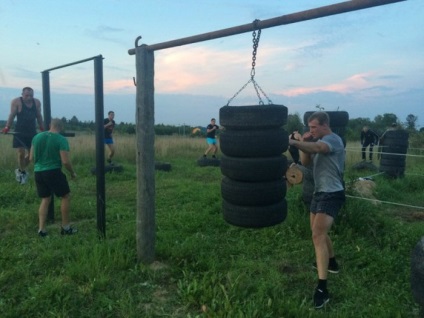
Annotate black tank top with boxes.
[15,97,37,134]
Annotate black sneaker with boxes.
[312,261,339,274]
[61,227,78,235]
[38,230,48,237]
[314,288,329,309]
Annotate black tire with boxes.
[220,155,287,182]
[197,157,220,167]
[379,165,405,178]
[155,162,172,172]
[303,111,349,126]
[379,158,406,167]
[219,105,288,129]
[91,164,124,175]
[220,128,289,157]
[222,198,287,228]
[380,153,407,161]
[221,177,286,206]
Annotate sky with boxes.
[1,0,423,128]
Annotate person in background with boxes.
[288,129,302,164]
[1,87,44,184]
[203,118,219,158]
[30,118,77,237]
[289,111,345,309]
[360,125,379,162]
[104,111,116,164]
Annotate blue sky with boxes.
[1,0,423,128]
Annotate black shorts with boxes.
[310,190,345,219]
[35,169,70,198]
[13,133,35,149]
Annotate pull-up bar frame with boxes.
[128,0,406,264]
[41,55,106,237]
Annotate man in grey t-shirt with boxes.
[289,111,345,309]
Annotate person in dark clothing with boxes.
[203,118,219,158]
[360,126,379,161]
[289,129,301,164]
[1,87,44,184]
[104,111,116,164]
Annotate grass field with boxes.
[0,133,423,317]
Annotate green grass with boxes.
[0,135,423,317]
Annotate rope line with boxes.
[346,194,424,210]
[344,148,424,158]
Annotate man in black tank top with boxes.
[2,87,44,184]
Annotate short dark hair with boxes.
[308,111,330,126]
[22,87,33,93]
[211,118,216,121]
[108,111,114,115]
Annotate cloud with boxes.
[84,25,126,45]
[278,72,377,96]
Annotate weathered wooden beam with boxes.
[135,45,156,264]
[128,0,406,54]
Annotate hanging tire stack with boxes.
[219,105,289,228]
[300,111,349,205]
[379,129,409,178]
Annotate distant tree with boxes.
[70,116,79,125]
[346,117,373,141]
[374,113,398,131]
[405,114,418,131]
[286,113,303,134]
[315,104,325,111]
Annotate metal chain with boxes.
[226,19,272,106]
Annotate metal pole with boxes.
[128,0,405,54]
[41,71,55,223]
[94,55,106,237]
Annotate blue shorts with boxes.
[310,190,345,219]
[206,137,217,145]
[104,138,114,145]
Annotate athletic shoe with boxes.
[15,169,21,182]
[38,230,48,237]
[314,288,329,309]
[20,171,29,184]
[312,261,339,274]
[61,227,78,235]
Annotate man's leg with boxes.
[106,144,115,161]
[17,148,27,170]
[369,144,374,160]
[310,212,334,308]
[39,196,52,233]
[211,144,217,156]
[361,145,366,160]
[311,213,334,279]
[60,193,71,227]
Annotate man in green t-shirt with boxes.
[30,118,77,237]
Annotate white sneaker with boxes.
[15,169,21,183]
[20,171,29,184]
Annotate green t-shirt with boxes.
[32,132,70,172]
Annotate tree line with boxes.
[1,111,421,140]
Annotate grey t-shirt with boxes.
[313,133,345,193]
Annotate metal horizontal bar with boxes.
[128,0,405,54]
[42,55,103,72]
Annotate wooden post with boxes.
[135,45,156,264]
